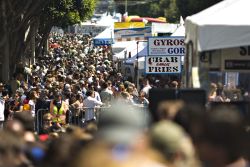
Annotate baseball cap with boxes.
[149,120,186,155]
[97,102,148,145]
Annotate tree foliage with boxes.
[36,0,96,56]
[176,0,223,18]
[0,0,96,82]
[0,0,49,82]
[40,0,96,29]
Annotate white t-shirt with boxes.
[142,85,152,97]
[0,100,5,121]
[84,96,103,108]
[28,100,35,117]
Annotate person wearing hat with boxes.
[73,103,167,167]
[149,120,199,167]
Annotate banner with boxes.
[145,56,182,74]
[148,37,185,56]
[114,27,151,41]
[114,22,145,29]
[93,38,113,46]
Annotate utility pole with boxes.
[125,0,127,14]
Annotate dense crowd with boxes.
[0,33,249,167]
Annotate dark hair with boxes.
[2,89,9,97]
[14,112,34,131]
[200,106,246,163]
[53,91,62,98]
[101,82,108,89]
[86,90,93,97]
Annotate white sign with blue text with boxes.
[148,37,185,56]
[145,55,181,74]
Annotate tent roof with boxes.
[171,25,185,37]
[186,0,250,51]
[125,45,148,65]
[93,27,114,46]
[112,41,137,60]
[114,42,147,61]
[152,23,178,33]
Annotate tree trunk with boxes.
[36,25,52,57]
[2,37,10,83]
[0,0,49,82]
[1,0,10,83]
[30,20,39,65]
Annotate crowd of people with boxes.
[0,33,249,167]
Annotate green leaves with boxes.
[40,0,96,28]
[176,0,222,18]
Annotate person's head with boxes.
[29,90,38,100]
[143,78,149,86]
[107,81,112,88]
[0,83,4,92]
[157,100,184,121]
[139,91,146,101]
[195,106,246,167]
[86,90,94,97]
[209,83,217,95]
[1,89,9,100]
[13,112,34,132]
[43,113,53,130]
[76,93,83,102]
[101,82,108,90]
[96,102,147,145]
[41,134,84,167]
[169,81,178,89]
[53,91,62,102]
[0,131,26,167]
[119,84,125,92]
[126,86,134,95]
[149,120,198,167]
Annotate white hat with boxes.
[65,84,70,90]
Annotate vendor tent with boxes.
[185,0,250,52]
[114,41,147,60]
[171,25,185,37]
[152,23,178,34]
[125,44,148,65]
[93,26,114,46]
[112,41,136,60]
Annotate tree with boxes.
[0,0,50,82]
[36,0,96,56]
[0,0,95,82]
[176,0,222,18]
[164,0,180,23]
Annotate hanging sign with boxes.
[148,37,185,56]
[145,55,181,74]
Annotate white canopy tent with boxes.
[171,25,185,37]
[93,26,114,46]
[185,0,250,52]
[113,41,147,60]
[112,41,136,61]
[152,23,178,34]
[125,46,147,64]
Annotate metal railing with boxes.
[35,105,149,134]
